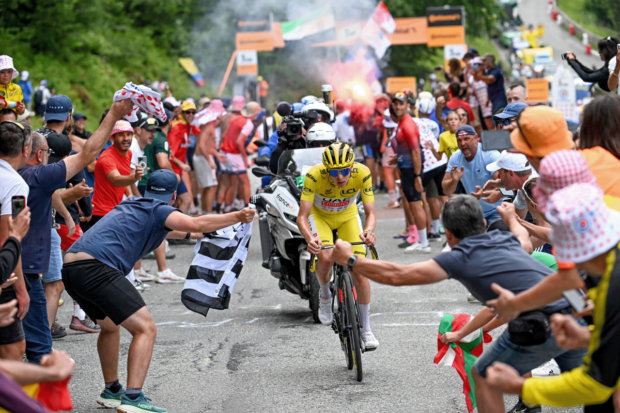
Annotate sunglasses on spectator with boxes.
[183,111,196,115]
[39,147,53,156]
[328,168,351,177]
[501,117,517,127]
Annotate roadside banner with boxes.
[281,5,335,41]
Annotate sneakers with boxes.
[70,316,101,333]
[135,268,156,282]
[97,386,125,408]
[133,279,150,292]
[532,359,561,377]
[428,232,442,242]
[384,201,400,209]
[398,240,413,249]
[507,398,541,413]
[155,269,185,284]
[467,294,479,303]
[361,330,379,351]
[318,292,333,325]
[51,320,67,340]
[404,242,431,254]
[117,392,167,413]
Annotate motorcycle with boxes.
[250,147,366,323]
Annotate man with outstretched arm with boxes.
[62,169,255,413]
[329,196,586,413]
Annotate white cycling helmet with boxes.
[302,101,334,123]
[415,91,436,115]
[383,108,398,129]
[306,123,337,148]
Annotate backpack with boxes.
[34,88,44,107]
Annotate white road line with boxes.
[382,323,440,326]
[247,318,261,324]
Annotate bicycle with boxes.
[310,241,379,382]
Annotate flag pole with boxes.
[219,51,237,97]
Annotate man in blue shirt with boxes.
[18,98,135,364]
[442,125,502,224]
[62,169,255,413]
[477,53,507,118]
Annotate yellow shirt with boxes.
[301,163,374,215]
[522,243,620,407]
[438,131,458,160]
[0,82,23,112]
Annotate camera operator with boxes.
[565,36,620,96]
[267,101,333,174]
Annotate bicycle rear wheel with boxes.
[343,271,363,382]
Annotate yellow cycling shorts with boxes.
[308,206,366,257]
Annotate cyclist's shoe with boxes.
[404,242,431,254]
[318,292,333,325]
[361,330,379,351]
[97,386,125,408]
[117,392,167,412]
[507,398,541,413]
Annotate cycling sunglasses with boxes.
[328,168,351,177]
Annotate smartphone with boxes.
[481,130,514,152]
[11,196,25,219]
[563,289,586,313]
[617,44,620,52]
[138,156,147,171]
[561,53,567,61]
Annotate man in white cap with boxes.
[478,150,538,219]
[487,183,620,410]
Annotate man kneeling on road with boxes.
[62,169,255,413]
[329,195,587,413]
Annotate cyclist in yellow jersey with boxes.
[297,142,379,350]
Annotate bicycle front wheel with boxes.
[343,271,363,382]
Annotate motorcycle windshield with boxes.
[277,147,324,176]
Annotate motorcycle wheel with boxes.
[308,261,321,324]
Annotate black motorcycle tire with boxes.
[308,261,321,324]
[343,271,363,382]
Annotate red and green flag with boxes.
[434,314,492,413]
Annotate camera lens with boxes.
[289,125,300,135]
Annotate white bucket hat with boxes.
[0,55,19,80]
[547,183,620,263]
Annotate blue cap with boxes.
[493,102,528,120]
[144,170,178,203]
[470,48,479,56]
[73,113,87,121]
[45,95,73,122]
[221,97,232,109]
[292,102,304,112]
[456,124,477,137]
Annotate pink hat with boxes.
[208,99,225,114]
[110,120,133,137]
[533,150,598,214]
[547,183,620,263]
[193,99,226,127]
[231,96,245,112]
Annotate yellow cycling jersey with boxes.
[0,82,23,112]
[301,163,374,215]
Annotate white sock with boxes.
[126,269,136,283]
[418,228,428,246]
[431,219,440,234]
[319,281,331,299]
[358,303,371,332]
[73,302,86,320]
[389,190,396,203]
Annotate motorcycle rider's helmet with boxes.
[415,91,436,115]
[291,102,304,112]
[306,123,336,148]
[302,101,334,124]
[300,95,318,105]
[322,142,355,170]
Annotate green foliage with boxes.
[584,0,620,35]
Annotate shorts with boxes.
[186,146,196,170]
[453,180,466,194]
[381,146,396,168]
[220,152,246,175]
[62,259,146,325]
[361,144,374,159]
[425,180,438,199]
[400,168,422,203]
[474,317,588,378]
[193,154,218,188]
[42,228,62,283]
[422,165,447,198]
[308,208,366,257]
[57,222,83,250]
[177,178,188,195]
[0,288,24,345]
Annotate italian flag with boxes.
[281,5,335,41]
[434,314,492,413]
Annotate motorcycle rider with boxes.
[297,142,379,350]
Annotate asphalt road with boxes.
[51,192,583,413]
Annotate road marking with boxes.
[156,319,234,328]
[247,318,260,324]
[382,323,440,326]
[274,304,282,309]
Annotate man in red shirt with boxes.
[218,101,260,211]
[445,82,475,125]
[167,100,199,213]
[91,120,144,225]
